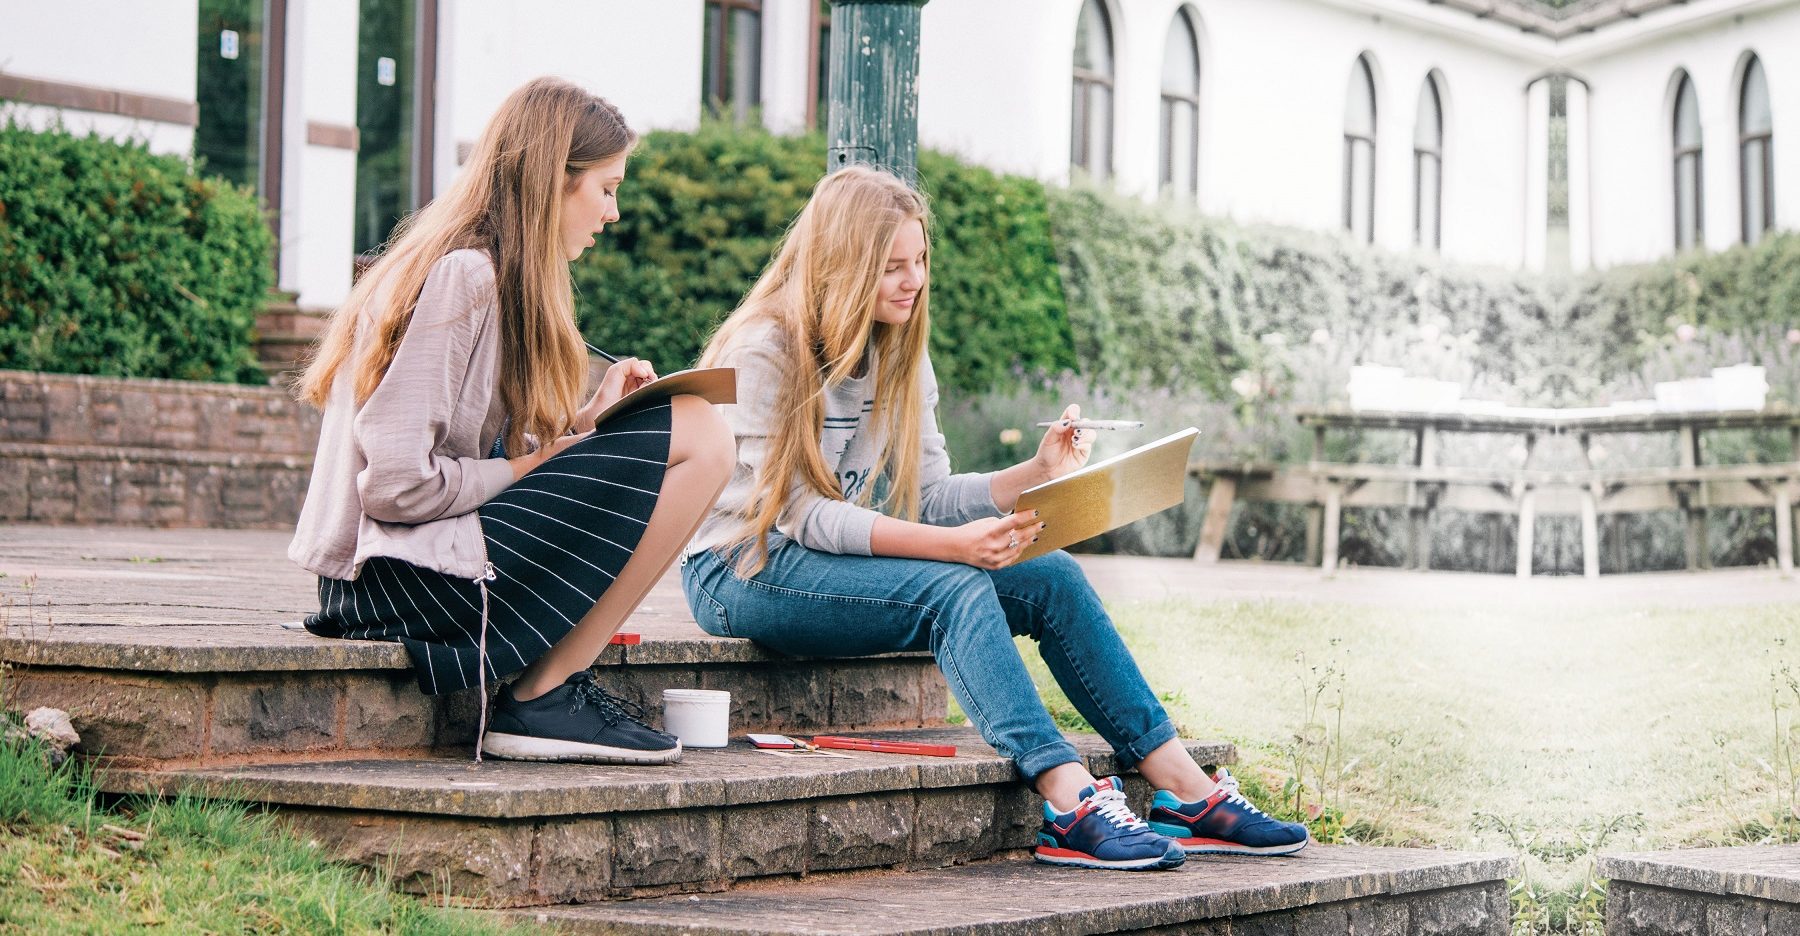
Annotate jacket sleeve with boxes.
[353,254,516,524]
[723,339,882,555]
[916,354,1002,526]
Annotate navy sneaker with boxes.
[1146,767,1309,856]
[481,671,682,765]
[1034,777,1186,870]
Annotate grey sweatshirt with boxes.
[688,319,1001,557]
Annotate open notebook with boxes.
[593,367,737,428]
[1012,428,1200,562]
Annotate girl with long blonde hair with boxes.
[290,77,734,764]
[684,165,1307,869]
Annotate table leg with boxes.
[1516,489,1536,579]
[1304,505,1323,567]
[1580,486,1599,580]
[1193,476,1237,564]
[1777,484,1794,578]
[1322,484,1342,575]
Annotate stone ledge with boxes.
[99,731,1235,819]
[1599,846,1800,905]
[0,623,934,671]
[516,848,1516,933]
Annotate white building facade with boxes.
[0,0,1793,314]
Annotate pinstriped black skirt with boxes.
[304,400,672,695]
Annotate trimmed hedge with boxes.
[1046,185,1558,402]
[0,121,270,383]
[572,122,1073,393]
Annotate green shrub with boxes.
[0,120,270,382]
[573,121,1073,393]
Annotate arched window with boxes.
[1741,55,1774,245]
[1673,71,1703,250]
[1071,0,1114,180]
[1344,55,1377,243]
[1414,74,1444,249]
[1159,8,1200,198]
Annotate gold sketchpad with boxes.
[593,367,737,428]
[1014,428,1200,562]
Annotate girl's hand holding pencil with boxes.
[1031,403,1095,482]
[578,356,657,427]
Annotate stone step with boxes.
[0,527,947,767]
[98,729,1235,908]
[514,845,1515,935]
[1,618,946,768]
[1598,845,1800,935]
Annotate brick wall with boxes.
[0,370,321,528]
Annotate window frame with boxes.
[703,0,763,120]
[1070,0,1115,180]
[1343,55,1377,244]
[1158,7,1201,198]
[1672,71,1704,251]
[1739,55,1774,246]
[1413,74,1443,250]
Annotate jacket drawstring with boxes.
[474,560,498,762]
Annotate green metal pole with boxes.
[826,0,928,184]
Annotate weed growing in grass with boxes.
[1286,640,1350,827]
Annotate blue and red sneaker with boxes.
[1035,777,1186,870]
[1146,767,1310,856]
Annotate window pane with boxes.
[1074,0,1112,76]
[1676,153,1699,249]
[1742,57,1772,136]
[195,0,265,191]
[1417,152,1440,248]
[1345,58,1375,139]
[1161,12,1198,96]
[1674,74,1701,149]
[1744,140,1768,245]
[1071,80,1087,170]
[1169,100,1196,197]
[1349,139,1373,242]
[1088,83,1112,179]
[1414,77,1441,153]
[702,5,722,106]
[730,7,761,123]
[355,0,417,256]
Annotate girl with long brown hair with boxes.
[290,77,734,764]
[683,165,1307,869]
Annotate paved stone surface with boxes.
[1600,846,1800,904]
[513,848,1514,935]
[100,729,1236,819]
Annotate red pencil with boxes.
[809,735,957,757]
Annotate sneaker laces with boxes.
[1212,768,1270,817]
[1086,786,1151,831]
[568,673,650,727]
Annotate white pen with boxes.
[1033,419,1145,431]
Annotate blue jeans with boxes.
[680,536,1178,781]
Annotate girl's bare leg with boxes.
[1035,739,1218,811]
[511,394,734,699]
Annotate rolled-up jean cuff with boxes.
[1113,718,1180,773]
[1014,739,1083,783]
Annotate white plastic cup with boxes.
[661,689,731,748]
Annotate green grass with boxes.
[1002,596,1800,935]
[0,729,529,935]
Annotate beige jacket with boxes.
[288,249,517,582]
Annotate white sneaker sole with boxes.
[480,732,683,765]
